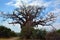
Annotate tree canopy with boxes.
[0,26,17,38]
[0,4,56,39]
[0,5,56,28]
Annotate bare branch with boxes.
[0,5,56,29]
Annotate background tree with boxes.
[0,26,17,38]
[0,3,56,39]
[45,29,60,40]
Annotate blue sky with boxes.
[0,0,60,32]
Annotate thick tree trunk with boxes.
[20,21,33,39]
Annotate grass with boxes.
[0,37,19,40]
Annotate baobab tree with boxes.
[0,4,56,38]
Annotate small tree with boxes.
[0,26,17,38]
[0,3,56,39]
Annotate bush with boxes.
[56,29,60,33]
[20,27,47,39]
[30,29,47,40]
[45,30,60,40]
[0,26,17,38]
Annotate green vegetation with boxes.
[0,25,60,40]
[46,30,60,40]
[0,2,60,40]
[0,3,56,39]
[19,28,60,40]
[19,27,47,39]
[0,26,17,38]
[56,29,60,33]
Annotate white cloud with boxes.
[50,8,60,21]
[51,8,60,14]
[5,0,60,11]
[37,23,60,31]
[6,0,22,7]
[43,2,51,7]
[4,0,60,32]
[53,23,60,30]
[53,0,60,7]
[29,0,44,6]
[6,2,13,5]
[0,21,20,32]
[5,0,51,8]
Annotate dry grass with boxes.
[0,37,19,40]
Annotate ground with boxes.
[0,37,19,40]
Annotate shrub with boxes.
[20,27,47,39]
[0,26,17,38]
[45,30,60,40]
